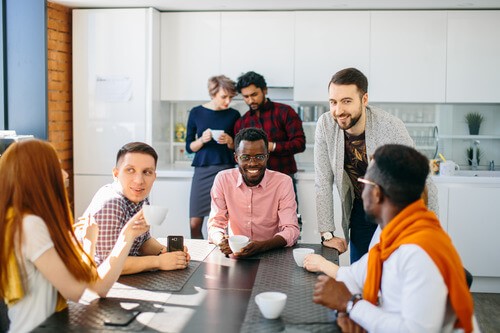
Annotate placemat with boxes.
[117,260,201,292]
[244,284,337,325]
[240,321,340,333]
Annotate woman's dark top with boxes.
[185,105,240,167]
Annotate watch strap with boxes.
[346,293,362,314]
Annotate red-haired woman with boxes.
[0,139,149,332]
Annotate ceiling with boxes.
[49,0,500,11]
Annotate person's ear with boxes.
[362,92,369,107]
[373,185,384,204]
[234,153,238,164]
[112,167,119,180]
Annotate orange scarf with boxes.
[363,199,473,332]
[3,208,67,312]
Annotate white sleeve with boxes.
[335,253,368,295]
[22,215,55,262]
[349,245,449,333]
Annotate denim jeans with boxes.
[349,198,377,263]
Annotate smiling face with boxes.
[240,84,267,111]
[113,152,157,203]
[235,139,268,187]
[328,83,368,136]
[211,88,233,110]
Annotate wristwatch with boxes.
[346,294,362,314]
[320,231,334,244]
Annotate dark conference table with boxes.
[33,239,341,332]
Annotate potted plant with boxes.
[465,112,484,135]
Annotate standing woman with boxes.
[0,140,149,332]
[186,75,241,239]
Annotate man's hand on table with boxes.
[322,236,348,254]
[313,275,352,311]
[157,247,190,270]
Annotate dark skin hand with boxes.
[313,275,353,311]
[337,312,367,333]
[218,235,287,258]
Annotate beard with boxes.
[364,212,378,225]
[334,105,363,131]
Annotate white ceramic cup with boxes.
[142,205,168,225]
[255,292,287,319]
[228,235,250,254]
[293,248,315,267]
[210,129,224,142]
[440,160,460,176]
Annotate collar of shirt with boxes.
[235,169,270,191]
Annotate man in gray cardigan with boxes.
[315,67,438,263]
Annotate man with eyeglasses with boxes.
[207,127,300,257]
[312,144,476,332]
[314,67,438,263]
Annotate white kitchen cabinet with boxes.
[369,11,447,103]
[447,186,500,278]
[294,11,370,102]
[220,12,294,87]
[446,11,500,103]
[160,12,221,101]
[148,177,192,239]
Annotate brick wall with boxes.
[47,3,73,204]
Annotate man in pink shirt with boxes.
[208,127,300,257]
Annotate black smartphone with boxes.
[167,235,184,252]
[103,310,140,327]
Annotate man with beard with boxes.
[207,127,300,257]
[314,68,438,263]
[312,144,476,332]
[234,71,305,205]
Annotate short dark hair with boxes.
[368,144,429,208]
[236,71,267,93]
[234,127,269,153]
[329,67,368,97]
[116,142,158,167]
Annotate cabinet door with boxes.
[370,11,447,103]
[220,12,294,87]
[161,12,221,101]
[294,11,370,102]
[447,186,500,277]
[446,11,500,103]
[149,178,192,238]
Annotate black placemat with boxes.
[117,260,201,291]
[240,321,340,333]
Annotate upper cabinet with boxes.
[446,11,500,103]
[294,11,370,102]
[369,11,447,103]
[220,12,295,87]
[160,12,221,101]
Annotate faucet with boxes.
[471,140,480,170]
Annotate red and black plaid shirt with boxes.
[234,99,306,175]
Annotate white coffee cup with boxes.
[255,292,287,319]
[142,205,168,225]
[210,129,224,142]
[440,160,460,176]
[228,235,250,254]
[293,248,315,267]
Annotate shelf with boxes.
[440,135,500,139]
[405,122,436,127]
[173,141,187,146]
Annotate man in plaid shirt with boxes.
[82,142,190,275]
[234,71,306,201]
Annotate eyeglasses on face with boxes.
[237,154,268,162]
[357,177,379,191]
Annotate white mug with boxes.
[440,161,460,176]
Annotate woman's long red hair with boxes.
[0,140,96,298]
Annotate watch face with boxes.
[323,232,333,241]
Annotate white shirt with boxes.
[8,215,58,333]
[337,243,478,333]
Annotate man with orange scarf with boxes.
[313,144,476,332]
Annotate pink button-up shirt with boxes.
[208,168,299,247]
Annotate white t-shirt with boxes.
[8,215,59,333]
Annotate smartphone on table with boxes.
[167,235,184,252]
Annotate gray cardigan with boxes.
[314,105,438,243]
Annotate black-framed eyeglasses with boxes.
[237,154,268,162]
